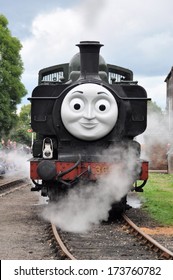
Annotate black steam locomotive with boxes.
[29,41,149,212]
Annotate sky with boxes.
[1,0,173,110]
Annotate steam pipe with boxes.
[58,154,82,178]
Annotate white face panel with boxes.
[61,83,118,141]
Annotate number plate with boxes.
[92,164,109,175]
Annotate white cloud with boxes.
[21,7,80,69]
[136,75,166,110]
[20,0,173,109]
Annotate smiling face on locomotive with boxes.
[61,83,118,141]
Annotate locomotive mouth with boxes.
[80,122,98,129]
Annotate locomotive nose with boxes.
[83,104,96,120]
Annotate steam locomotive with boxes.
[29,41,149,212]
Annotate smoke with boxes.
[137,109,170,168]
[127,192,143,208]
[42,142,141,233]
[146,111,169,145]
[78,0,107,28]
[0,147,30,179]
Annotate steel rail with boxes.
[0,179,29,197]
[123,213,173,259]
[51,223,76,260]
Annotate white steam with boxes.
[137,109,170,169]
[0,148,30,178]
[43,143,141,233]
[145,111,169,145]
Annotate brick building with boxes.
[165,67,173,173]
[165,67,173,131]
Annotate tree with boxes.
[0,14,27,135]
[10,104,33,146]
[148,100,163,115]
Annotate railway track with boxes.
[50,214,173,260]
[0,177,30,197]
[1,175,172,260]
[122,214,173,259]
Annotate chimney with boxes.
[76,41,103,80]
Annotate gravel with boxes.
[0,182,53,259]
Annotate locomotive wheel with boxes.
[48,185,69,203]
[108,196,127,220]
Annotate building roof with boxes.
[165,66,173,82]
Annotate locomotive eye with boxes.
[74,103,81,110]
[99,104,106,111]
[70,98,85,112]
[95,99,111,113]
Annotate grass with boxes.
[138,173,173,226]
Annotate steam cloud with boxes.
[138,110,170,163]
[0,146,30,179]
[43,143,141,233]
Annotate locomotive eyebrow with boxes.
[97,91,108,95]
[72,91,83,94]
